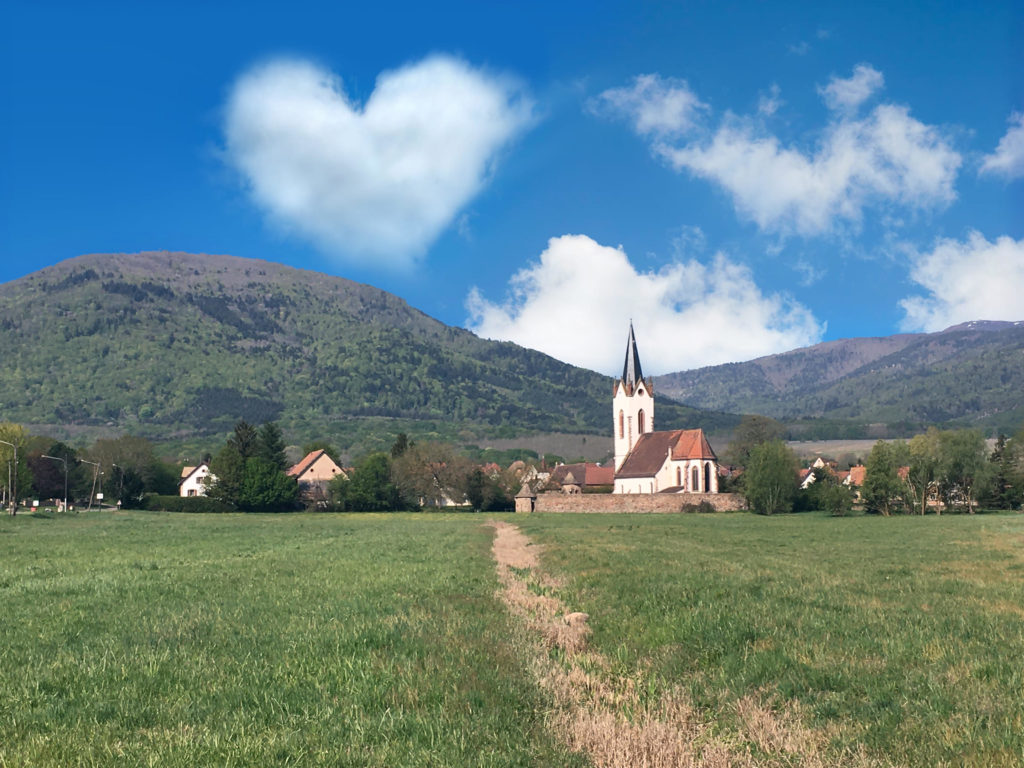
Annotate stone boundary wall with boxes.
[533,492,747,514]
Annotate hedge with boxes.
[141,494,232,513]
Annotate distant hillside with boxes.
[0,252,736,454]
[658,321,1024,435]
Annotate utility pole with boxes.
[80,459,100,511]
[0,439,18,515]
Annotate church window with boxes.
[618,410,624,438]
[692,466,700,492]
[676,467,681,486]
[638,409,646,433]
[705,463,712,493]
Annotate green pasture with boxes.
[2,510,1023,767]
[0,511,582,767]
[520,512,1024,767]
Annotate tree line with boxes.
[729,415,1024,516]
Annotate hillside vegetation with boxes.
[0,252,733,453]
[658,321,1024,434]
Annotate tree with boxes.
[239,456,299,512]
[743,440,798,515]
[257,422,288,471]
[227,421,259,461]
[863,440,908,516]
[391,442,474,508]
[390,433,411,459]
[87,435,177,497]
[937,429,989,513]
[905,429,942,515]
[726,415,785,468]
[332,453,405,511]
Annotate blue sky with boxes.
[2,0,1022,375]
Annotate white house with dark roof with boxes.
[612,324,719,495]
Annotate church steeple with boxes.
[613,322,654,472]
[621,321,644,388]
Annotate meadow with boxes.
[520,513,1024,767]
[0,511,583,767]
[2,510,1022,767]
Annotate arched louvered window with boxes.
[638,409,646,434]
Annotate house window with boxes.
[638,409,646,434]
[618,410,624,438]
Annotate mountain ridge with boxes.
[0,251,735,455]
[657,321,1024,433]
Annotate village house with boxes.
[287,449,346,506]
[612,324,719,495]
[179,463,213,497]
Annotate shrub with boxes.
[141,495,231,513]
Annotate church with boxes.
[612,324,719,495]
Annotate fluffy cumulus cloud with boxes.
[466,234,822,374]
[980,113,1024,179]
[590,74,706,138]
[598,65,961,237]
[818,64,884,112]
[900,232,1024,331]
[223,56,532,267]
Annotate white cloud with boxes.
[466,234,822,374]
[758,84,783,117]
[223,56,532,267]
[980,112,1024,179]
[900,231,1024,331]
[600,65,960,238]
[660,104,960,236]
[819,64,884,112]
[591,74,706,138]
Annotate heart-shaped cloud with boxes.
[224,55,532,267]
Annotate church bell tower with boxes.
[613,323,654,471]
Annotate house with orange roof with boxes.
[287,449,347,506]
[612,324,719,494]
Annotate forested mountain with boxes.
[658,321,1024,435]
[0,252,735,453]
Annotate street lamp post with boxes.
[41,454,68,513]
[0,439,17,515]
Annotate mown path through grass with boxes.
[0,511,585,767]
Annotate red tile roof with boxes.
[550,463,613,487]
[616,429,717,479]
[847,465,867,486]
[287,450,326,478]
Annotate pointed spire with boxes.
[622,322,644,387]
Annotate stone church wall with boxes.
[533,492,746,514]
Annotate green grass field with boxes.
[519,513,1024,767]
[0,511,583,767]
[2,510,1023,767]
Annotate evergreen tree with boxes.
[257,422,288,471]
